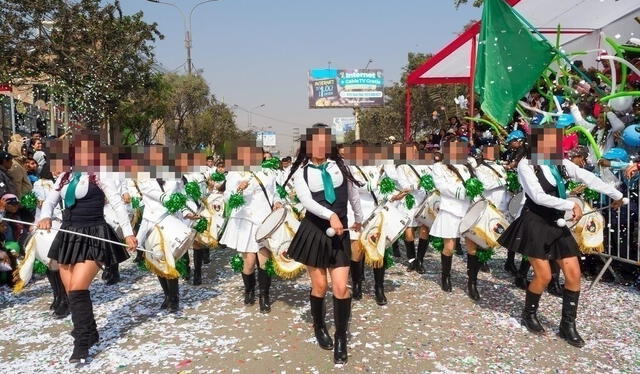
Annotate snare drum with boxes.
[507,192,525,221]
[255,207,305,278]
[196,193,225,247]
[564,197,604,253]
[459,200,509,248]
[360,203,412,266]
[13,220,61,292]
[416,192,440,227]
[104,203,124,240]
[144,215,196,278]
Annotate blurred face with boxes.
[483,146,499,161]
[307,130,331,160]
[50,159,63,177]
[75,140,99,168]
[443,142,467,164]
[147,146,164,167]
[405,145,418,161]
[534,128,562,160]
[237,146,262,166]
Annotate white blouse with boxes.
[40,173,134,237]
[518,158,623,211]
[293,160,363,222]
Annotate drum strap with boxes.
[479,161,504,179]
[250,171,273,209]
[407,164,422,184]
[354,165,379,205]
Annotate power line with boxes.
[232,104,309,128]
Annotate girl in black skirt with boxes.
[37,135,137,363]
[497,127,623,347]
[285,124,363,365]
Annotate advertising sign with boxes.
[308,69,384,108]
[257,131,277,147]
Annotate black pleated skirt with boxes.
[497,207,580,260]
[288,215,350,268]
[48,221,130,266]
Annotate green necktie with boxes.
[544,162,567,199]
[309,163,336,204]
[64,172,82,208]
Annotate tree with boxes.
[453,0,484,7]
[163,73,210,147]
[0,0,163,129]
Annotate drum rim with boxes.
[459,200,489,233]
[255,207,287,242]
[507,192,524,218]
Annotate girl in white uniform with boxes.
[430,140,483,301]
[220,144,280,313]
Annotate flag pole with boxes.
[511,9,605,97]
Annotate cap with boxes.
[506,130,525,143]
[556,113,575,128]
[567,145,589,159]
[0,151,13,162]
[1,193,19,204]
[602,147,629,162]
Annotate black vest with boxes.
[523,165,565,221]
[303,165,349,220]
[63,182,107,226]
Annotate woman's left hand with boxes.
[350,222,362,233]
[124,236,138,252]
[273,202,283,211]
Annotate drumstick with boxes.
[556,197,629,227]
[0,216,156,255]
[326,227,360,237]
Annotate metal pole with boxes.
[63,93,69,135]
[186,30,192,75]
[9,95,16,134]
[354,107,361,140]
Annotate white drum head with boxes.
[256,207,287,242]
[459,200,488,233]
[508,192,525,219]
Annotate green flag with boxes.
[474,0,555,126]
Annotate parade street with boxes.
[2,247,639,373]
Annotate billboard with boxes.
[308,69,384,108]
[257,131,277,147]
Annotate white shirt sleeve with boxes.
[348,179,363,223]
[570,104,595,132]
[518,160,574,211]
[562,159,623,200]
[292,167,335,221]
[606,111,625,133]
[100,177,134,237]
[433,164,466,200]
[39,174,63,220]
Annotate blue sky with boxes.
[120,0,481,154]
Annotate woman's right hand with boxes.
[329,213,344,236]
[37,218,52,231]
[571,202,583,223]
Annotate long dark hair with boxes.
[284,124,363,187]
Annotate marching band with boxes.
[7,124,627,365]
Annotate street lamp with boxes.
[146,0,219,74]
[248,104,265,128]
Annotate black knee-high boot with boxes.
[373,267,387,305]
[504,250,517,275]
[455,239,463,256]
[54,272,69,319]
[392,241,401,258]
[203,248,211,264]
[404,240,416,271]
[415,238,428,274]
[193,250,203,286]
[441,254,453,292]
[68,290,94,363]
[547,261,563,297]
[46,269,60,311]
[166,278,180,313]
[350,261,363,300]
[258,268,272,313]
[310,294,333,349]
[558,289,585,347]
[467,254,481,301]
[521,289,545,333]
[157,276,169,310]
[515,258,531,290]
[242,272,256,305]
[333,296,351,365]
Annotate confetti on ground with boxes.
[1,247,639,373]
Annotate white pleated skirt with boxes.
[430,210,463,239]
[220,217,261,253]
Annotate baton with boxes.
[0,216,156,255]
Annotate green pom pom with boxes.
[476,248,494,264]
[567,180,580,192]
[230,253,244,273]
[379,177,397,195]
[419,175,435,192]
[137,260,149,272]
[430,236,444,253]
[265,258,276,277]
[20,192,38,211]
[33,259,48,275]
[175,256,189,277]
[522,255,529,261]
[293,195,300,204]
[194,218,208,233]
[464,178,484,200]
[261,157,281,170]
[276,183,288,199]
[211,172,226,182]
[405,194,416,210]
[583,188,600,202]
[131,197,141,209]
[4,241,20,254]
[383,248,395,270]
[185,181,202,202]
[506,171,521,193]
[228,193,246,211]
[163,193,187,214]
